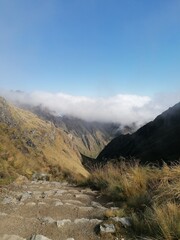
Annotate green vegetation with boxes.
[81,161,180,239]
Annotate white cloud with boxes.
[0,89,180,126]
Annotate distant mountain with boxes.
[20,105,135,158]
[97,102,180,164]
[0,97,89,180]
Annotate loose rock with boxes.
[100,223,116,233]
[29,235,52,240]
[41,217,55,224]
[112,217,131,227]
[19,192,32,202]
[54,200,63,206]
[26,202,36,206]
[0,212,8,216]
[32,173,50,181]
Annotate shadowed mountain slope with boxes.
[97,102,180,164]
[0,97,89,181]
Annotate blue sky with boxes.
[0,0,180,97]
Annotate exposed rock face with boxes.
[0,97,16,127]
[97,102,180,165]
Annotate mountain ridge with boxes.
[97,102,180,164]
[17,104,136,158]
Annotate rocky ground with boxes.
[0,179,128,240]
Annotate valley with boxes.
[1,1,180,239]
[0,96,180,240]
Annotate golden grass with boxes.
[154,202,180,239]
[0,100,89,183]
[82,161,180,239]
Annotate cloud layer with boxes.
[0,89,180,126]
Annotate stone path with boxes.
[0,180,121,240]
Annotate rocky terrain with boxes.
[0,178,128,240]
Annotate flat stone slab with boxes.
[26,202,36,206]
[64,200,84,206]
[78,206,94,211]
[57,219,71,228]
[54,201,63,206]
[41,217,56,224]
[29,235,52,240]
[75,194,91,200]
[74,218,102,224]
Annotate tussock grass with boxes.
[82,160,180,239]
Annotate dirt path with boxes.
[0,180,118,240]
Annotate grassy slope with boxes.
[0,98,89,183]
[81,161,180,239]
[26,106,114,159]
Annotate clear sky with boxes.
[0,0,180,97]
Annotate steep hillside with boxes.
[21,105,127,158]
[97,102,180,164]
[0,97,89,182]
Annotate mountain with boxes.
[20,104,134,158]
[97,102,180,164]
[0,97,89,181]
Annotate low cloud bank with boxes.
[0,89,180,126]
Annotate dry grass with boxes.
[82,161,180,239]
[0,100,89,183]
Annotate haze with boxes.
[0,0,180,124]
